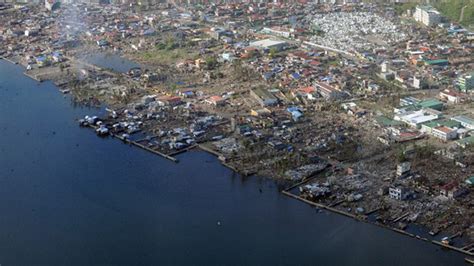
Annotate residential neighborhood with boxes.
[0,0,473,259]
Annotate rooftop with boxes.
[452,115,474,126]
[456,136,474,146]
[249,39,287,49]
[433,126,454,134]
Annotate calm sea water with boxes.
[79,52,140,73]
[0,60,465,265]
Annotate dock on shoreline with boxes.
[23,72,41,82]
[0,56,19,65]
[14,52,472,257]
[79,122,474,258]
[281,190,358,219]
[110,133,178,163]
[281,189,474,257]
[82,123,179,163]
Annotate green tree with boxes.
[268,47,278,59]
[205,56,218,70]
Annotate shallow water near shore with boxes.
[0,60,466,265]
[78,52,140,73]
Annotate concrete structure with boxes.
[440,182,461,199]
[413,75,424,89]
[414,5,441,27]
[439,89,465,104]
[389,186,407,200]
[457,72,474,92]
[397,162,411,177]
[250,88,278,107]
[432,126,457,141]
[261,27,292,39]
[421,120,461,135]
[249,39,288,52]
[451,115,474,130]
[205,96,225,106]
[380,61,389,73]
[395,110,439,128]
[314,82,347,100]
[418,99,444,111]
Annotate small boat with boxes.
[465,257,474,264]
[96,125,109,136]
[429,229,440,236]
[78,119,88,127]
[441,237,451,245]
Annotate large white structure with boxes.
[249,39,288,51]
[414,5,441,27]
[262,27,292,39]
[432,126,458,141]
[451,116,474,130]
[394,109,439,128]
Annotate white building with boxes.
[389,186,407,200]
[380,61,389,73]
[432,126,457,141]
[451,116,474,130]
[394,109,439,128]
[439,89,464,104]
[261,27,292,39]
[413,75,423,89]
[458,72,474,92]
[397,162,411,177]
[249,39,288,52]
[314,82,348,100]
[414,5,441,27]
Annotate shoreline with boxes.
[281,189,474,257]
[2,57,473,259]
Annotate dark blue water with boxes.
[79,52,140,73]
[0,60,466,265]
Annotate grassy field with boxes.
[138,47,198,65]
[434,0,474,28]
[394,2,419,15]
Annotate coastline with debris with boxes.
[1,0,473,262]
[11,53,470,257]
[1,54,469,265]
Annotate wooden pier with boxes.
[0,56,19,65]
[110,133,178,163]
[432,240,474,257]
[23,72,41,82]
[197,144,223,158]
[465,257,474,264]
[282,189,474,257]
[281,190,358,219]
[167,144,197,157]
[283,168,329,192]
[130,140,178,162]
[365,207,381,216]
[462,243,474,252]
[82,123,179,163]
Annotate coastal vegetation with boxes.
[435,0,474,28]
[138,46,197,65]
